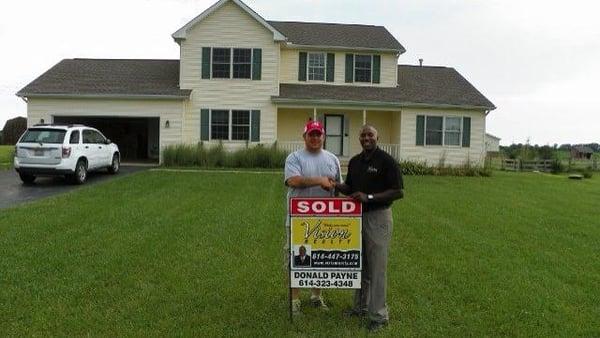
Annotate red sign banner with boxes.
[289,197,362,216]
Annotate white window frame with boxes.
[210,47,253,80]
[231,110,251,140]
[354,54,373,83]
[307,52,326,82]
[209,109,252,141]
[211,48,231,79]
[443,116,462,147]
[422,115,464,147]
[232,48,252,79]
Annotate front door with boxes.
[324,114,344,156]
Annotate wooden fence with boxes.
[502,159,554,172]
[493,155,598,172]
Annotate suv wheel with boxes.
[19,173,36,184]
[108,153,120,174]
[72,160,88,185]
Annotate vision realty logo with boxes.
[290,198,362,216]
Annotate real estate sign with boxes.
[289,197,362,289]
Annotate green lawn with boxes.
[0,145,13,170]
[1,171,599,336]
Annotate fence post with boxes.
[518,159,522,171]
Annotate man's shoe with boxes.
[367,320,388,332]
[291,299,302,315]
[342,307,367,317]
[310,296,329,311]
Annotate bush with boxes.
[162,142,288,169]
[399,160,491,177]
[550,159,565,174]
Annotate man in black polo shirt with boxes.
[333,124,404,332]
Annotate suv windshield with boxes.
[20,128,67,144]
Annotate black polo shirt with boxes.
[345,147,403,212]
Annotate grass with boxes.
[1,171,599,336]
[0,145,13,170]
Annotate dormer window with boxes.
[354,55,372,82]
[308,53,326,81]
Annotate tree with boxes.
[2,117,27,145]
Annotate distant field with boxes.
[0,145,14,170]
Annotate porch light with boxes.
[165,120,170,128]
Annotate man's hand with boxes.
[350,191,368,203]
[320,177,334,191]
[328,177,338,189]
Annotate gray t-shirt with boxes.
[284,149,342,219]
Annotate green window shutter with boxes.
[251,110,260,142]
[298,52,307,81]
[345,54,354,83]
[416,115,425,146]
[372,55,381,84]
[202,48,211,79]
[462,117,471,147]
[252,48,262,80]
[326,53,335,82]
[201,109,209,141]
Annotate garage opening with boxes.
[53,116,160,164]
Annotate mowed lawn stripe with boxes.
[1,171,599,336]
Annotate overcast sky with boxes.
[1,0,598,145]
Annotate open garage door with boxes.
[53,116,160,163]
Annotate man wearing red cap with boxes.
[284,120,342,315]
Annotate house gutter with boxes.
[272,97,494,111]
[15,93,191,101]
[283,43,403,54]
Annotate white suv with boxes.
[14,124,120,184]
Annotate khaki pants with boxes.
[354,208,393,323]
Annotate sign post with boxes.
[289,197,362,297]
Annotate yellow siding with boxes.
[365,111,393,144]
[26,97,185,152]
[279,49,398,88]
[179,1,280,144]
[277,108,313,142]
[400,108,487,166]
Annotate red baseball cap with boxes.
[304,120,324,135]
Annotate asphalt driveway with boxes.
[0,166,149,210]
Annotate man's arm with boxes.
[350,189,403,203]
[286,176,333,190]
[333,181,353,195]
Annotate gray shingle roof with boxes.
[268,21,405,52]
[275,65,495,110]
[17,59,191,98]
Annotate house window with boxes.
[308,53,325,81]
[444,117,462,146]
[210,110,229,140]
[423,116,463,146]
[354,54,372,82]
[210,110,251,141]
[231,110,250,140]
[212,48,231,78]
[425,116,443,146]
[233,49,252,79]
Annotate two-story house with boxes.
[17,0,495,165]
